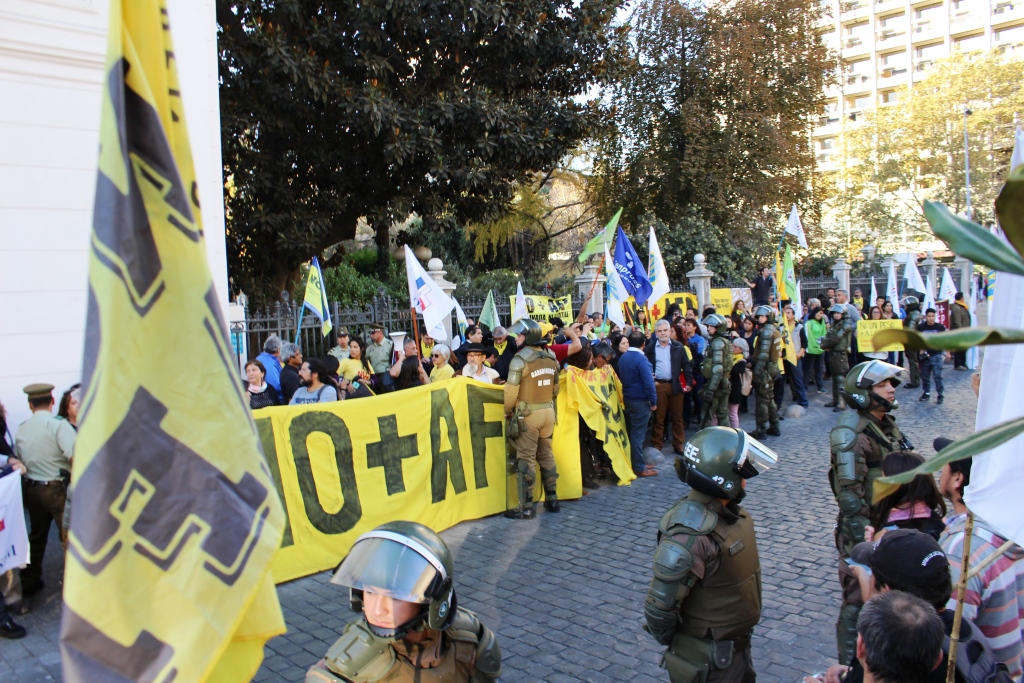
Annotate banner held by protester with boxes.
[62,0,286,679]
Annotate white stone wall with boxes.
[0,0,229,428]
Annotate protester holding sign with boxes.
[0,412,28,639]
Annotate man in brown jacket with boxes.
[948,292,971,370]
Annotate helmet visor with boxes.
[734,431,779,479]
[330,534,442,604]
[856,360,905,389]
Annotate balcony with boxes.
[845,73,872,86]
[912,21,944,41]
[877,28,908,42]
[876,0,903,11]
[950,13,985,34]
[992,3,1024,26]
[878,67,910,85]
[914,59,934,71]
[842,1,870,19]
[843,37,872,56]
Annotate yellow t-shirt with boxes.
[339,358,370,381]
[429,364,455,383]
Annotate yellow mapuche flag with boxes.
[60,1,286,681]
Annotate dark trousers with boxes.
[920,354,945,396]
[828,353,850,407]
[578,415,601,482]
[953,350,967,368]
[624,400,652,474]
[803,353,825,391]
[22,483,67,590]
[653,382,685,450]
[784,359,809,407]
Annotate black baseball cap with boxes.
[850,529,950,587]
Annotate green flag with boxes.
[783,244,798,302]
[578,208,623,263]
[479,290,501,330]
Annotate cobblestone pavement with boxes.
[0,354,980,683]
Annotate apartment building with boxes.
[813,0,1024,171]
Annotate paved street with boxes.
[0,356,980,683]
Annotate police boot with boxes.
[541,467,560,513]
[766,424,781,437]
[750,429,768,440]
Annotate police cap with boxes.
[23,383,55,401]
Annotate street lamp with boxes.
[963,106,973,220]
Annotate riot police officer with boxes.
[699,314,733,429]
[901,295,923,388]
[750,305,781,440]
[644,427,779,683]
[307,521,502,683]
[504,317,561,518]
[829,360,912,664]
[819,303,853,412]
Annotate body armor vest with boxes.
[670,505,762,641]
[514,348,559,405]
[904,309,922,329]
[702,336,734,381]
[827,319,853,354]
[369,635,476,683]
[754,325,782,365]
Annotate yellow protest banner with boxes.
[256,374,634,583]
[858,319,905,352]
[639,292,699,321]
[711,288,734,313]
[507,293,573,321]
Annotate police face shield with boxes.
[733,431,779,479]
[330,531,446,604]
[857,360,905,389]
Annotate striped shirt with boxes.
[940,512,1024,679]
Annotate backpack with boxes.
[740,369,754,396]
[944,618,1014,683]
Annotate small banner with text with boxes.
[858,319,905,352]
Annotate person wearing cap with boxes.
[811,529,1010,683]
[829,359,912,664]
[306,521,501,683]
[459,344,499,384]
[328,328,351,361]
[366,323,395,393]
[644,427,778,682]
[936,438,1024,678]
[13,383,76,599]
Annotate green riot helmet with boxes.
[702,313,729,335]
[331,521,456,638]
[673,427,779,500]
[901,295,920,311]
[842,360,905,412]
[752,305,773,323]
[508,318,543,346]
[829,303,847,318]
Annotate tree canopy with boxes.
[591,0,833,266]
[217,0,624,302]
[833,51,1023,247]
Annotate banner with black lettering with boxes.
[0,472,29,573]
[257,374,635,583]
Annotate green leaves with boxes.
[995,165,1024,258]
[922,201,1024,276]
[873,327,1024,352]
[873,415,1024,503]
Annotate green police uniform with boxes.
[699,315,733,430]
[751,315,781,439]
[829,361,909,664]
[819,306,853,411]
[14,385,76,592]
[645,428,778,683]
[308,521,502,683]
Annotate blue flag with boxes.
[613,226,653,306]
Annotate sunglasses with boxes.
[432,353,443,358]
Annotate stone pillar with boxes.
[686,254,714,311]
[832,257,852,294]
[953,255,973,294]
[575,264,605,316]
[427,258,456,339]
[922,251,938,294]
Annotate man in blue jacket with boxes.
[618,330,658,477]
[255,334,283,401]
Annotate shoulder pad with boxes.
[448,606,481,636]
[323,621,395,682]
[446,608,502,681]
[830,413,863,453]
[659,500,718,536]
[508,355,527,371]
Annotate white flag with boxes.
[792,280,802,318]
[964,137,1024,546]
[604,244,628,328]
[513,281,529,323]
[0,472,29,574]
[939,267,958,302]
[922,273,936,311]
[904,256,926,295]
[784,205,808,249]
[648,225,671,303]
[451,297,468,351]
[404,244,454,341]
[886,260,902,318]
[869,276,878,310]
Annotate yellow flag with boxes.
[61,1,286,680]
[775,253,787,302]
[301,256,333,336]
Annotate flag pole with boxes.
[294,305,305,345]
[947,512,974,683]
[411,308,422,359]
